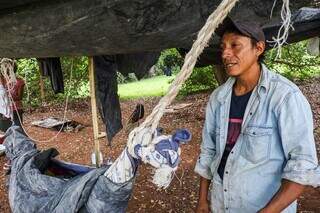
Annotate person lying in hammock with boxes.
[3,126,191,213]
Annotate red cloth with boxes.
[0,136,4,144]
[9,78,25,110]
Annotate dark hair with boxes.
[250,38,265,63]
[222,28,265,63]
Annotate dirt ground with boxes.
[0,78,319,212]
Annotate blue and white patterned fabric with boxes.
[105,129,191,187]
[104,148,139,183]
[134,129,191,169]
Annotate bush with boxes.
[264,40,320,80]
[155,49,183,76]
[17,58,41,106]
[179,65,218,96]
[17,57,90,107]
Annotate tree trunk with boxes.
[213,65,228,85]
[38,67,45,105]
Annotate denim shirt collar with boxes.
[217,63,270,103]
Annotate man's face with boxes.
[220,32,264,77]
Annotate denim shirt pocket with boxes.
[241,126,272,164]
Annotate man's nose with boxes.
[222,47,232,60]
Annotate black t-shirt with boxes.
[217,89,252,180]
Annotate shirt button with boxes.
[225,171,229,174]
[226,207,229,210]
[224,189,227,192]
[231,151,234,154]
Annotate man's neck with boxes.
[233,63,261,96]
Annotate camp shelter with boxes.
[0,0,319,142]
[0,0,318,58]
[0,1,320,212]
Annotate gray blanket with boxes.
[4,126,134,213]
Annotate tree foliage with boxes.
[15,40,320,107]
[155,48,183,76]
[178,40,320,96]
[179,66,218,96]
[265,40,320,80]
[17,57,89,106]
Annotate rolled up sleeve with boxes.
[194,95,218,180]
[278,91,320,187]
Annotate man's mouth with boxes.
[224,63,237,68]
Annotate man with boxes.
[0,61,25,131]
[195,18,319,213]
[10,62,25,127]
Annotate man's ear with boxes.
[256,41,266,57]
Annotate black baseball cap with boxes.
[216,17,265,42]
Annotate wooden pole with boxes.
[39,76,45,104]
[88,57,101,167]
[37,61,45,104]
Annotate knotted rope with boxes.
[0,58,17,91]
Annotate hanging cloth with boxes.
[37,57,64,94]
[93,55,122,144]
[0,84,11,119]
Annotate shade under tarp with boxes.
[0,0,316,58]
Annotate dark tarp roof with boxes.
[0,0,317,58]
[181,7,320,66]
[0,0,40,10]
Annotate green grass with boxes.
[118,75,175,100]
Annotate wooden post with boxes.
[37,61,45,104]
[88,57,101,167]
[39,76,45,104]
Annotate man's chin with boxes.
[226,70,240,77]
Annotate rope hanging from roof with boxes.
[126,0,293,187]
[127,0,294,150]
[127,0,240,151]
[124,0,241,188]
[0,0,294,188]
[268,0,293,58]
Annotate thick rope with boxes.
[0,59,17,92]
[127,0,240,148]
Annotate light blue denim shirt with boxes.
[194,64,320,213]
